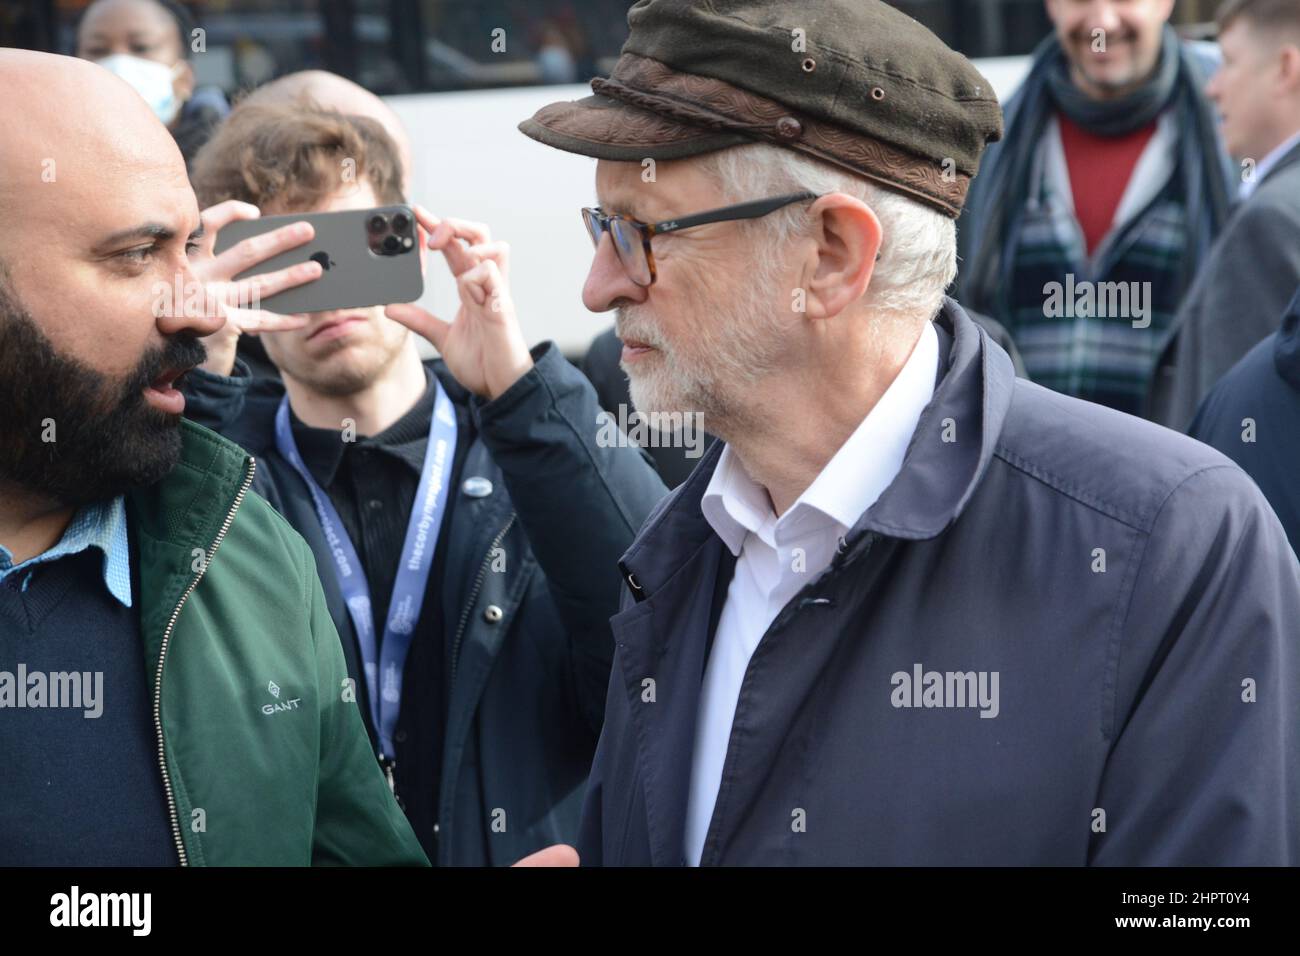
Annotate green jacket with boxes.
[123,418,428,866]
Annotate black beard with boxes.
[0,279,208,507]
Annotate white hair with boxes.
[697,143,957,327]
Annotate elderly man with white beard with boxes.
[398,0,1300,866]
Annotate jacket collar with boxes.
[618,298,1017,597]
[287,364,438,487]
[227,358,475,458]
[1249,132,1300,196]
[125,419,254,673]
[1275,286,1300,394]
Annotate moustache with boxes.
[1072,26,1136,46]
[118,333,208,407]
[615,307,668,351]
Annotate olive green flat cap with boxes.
[519,0,1004,217]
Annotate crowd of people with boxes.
[2,0,1298,867]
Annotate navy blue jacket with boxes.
[1189,286,1300,556]
[581,299,1300,866]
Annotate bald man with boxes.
[0,50,426,866]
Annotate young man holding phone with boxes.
[182,100,667,866]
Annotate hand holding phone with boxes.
[385,205,534,401]
[213,203,424,314]
[188,200,322,376]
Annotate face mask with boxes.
[96,54,181,125]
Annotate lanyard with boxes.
[274,384,457,760]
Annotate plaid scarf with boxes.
[957,27,1233,412]
[1005,141,1188,413]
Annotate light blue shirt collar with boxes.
[1240,128,1300,201]
[0,496,133,607]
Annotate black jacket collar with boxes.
[287,364,436,487]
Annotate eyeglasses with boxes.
[580,191,819,287]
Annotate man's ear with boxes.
[801,192,881,321]
[173,60,196,108]
[1278,42,1300,95]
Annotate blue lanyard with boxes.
[274,385,457,759]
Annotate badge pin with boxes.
[462,476,493,498]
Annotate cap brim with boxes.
[518,92,751,162]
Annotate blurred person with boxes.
[518,0,1300,865]
[536,22,578,85]
[76,0,230,169]
[182,101,667,865]
[1149,0,1300,428]
[0,50,424,866]
[1188,285,1300,556]
[957,0,1234,416]
[231,70,416,380]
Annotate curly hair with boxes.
[190,98,405,213]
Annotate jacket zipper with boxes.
[700,531,877,867]
[152,456,256,866]
[439,512,515,864]
[449,513,515,681]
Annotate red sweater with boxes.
[1057,113,1158,255]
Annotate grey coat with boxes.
[1148,142,1300,429]
[579,298,1300,866]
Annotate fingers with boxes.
[231,259,322,306]
[456,259,510,312]
[197,200,261,255]
[425,215,493,277]
[385,302,450,351]
[412,203,440,236]
[511,844,579,867]
[465,240,510,281]
[210,220,315,281]
[222,306,311,335]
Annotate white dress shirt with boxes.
[684,319,939,865]
[1239,128,1300,201]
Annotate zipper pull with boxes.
[379,755,397,793]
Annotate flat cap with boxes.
[519,0,1004,217]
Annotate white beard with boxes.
[618,266,789,432]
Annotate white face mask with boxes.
[96,54,181,125]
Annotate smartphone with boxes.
[213,204,424,314]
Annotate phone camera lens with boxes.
[382,234,401,253]
[391,212,411,232]
[368,214,388,233]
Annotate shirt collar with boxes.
[0,496,133,607]
[702,320,939,555]
[289,364,436,486]
[1240,128,1300,200]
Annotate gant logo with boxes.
[262,679,301,716]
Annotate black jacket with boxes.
[1189,285,1300,556]
[183,343,668,865]
[581,299,1300,865]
